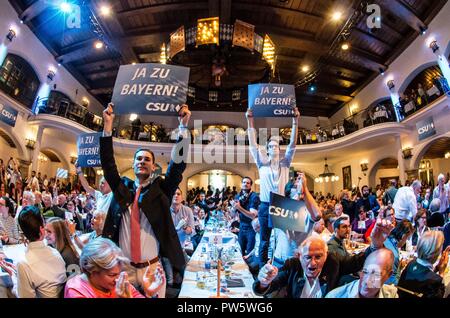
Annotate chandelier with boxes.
[315,158,339,183]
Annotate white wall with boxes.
[375,168,400,184]
[330,1,450,125]
[0,1,103,114]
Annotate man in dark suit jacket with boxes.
[100,102,191,296]
[253,216,394,298]
[355,185,380,219]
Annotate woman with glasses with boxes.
[412,208,429,246]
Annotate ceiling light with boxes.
[60,2,72,13]
[301,65,310,72]
[94,41,104,49]
[332,11,342,21]
[315,158,337,183]
[341,43,349,50]
[99,5,112,16]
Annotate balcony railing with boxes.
[33,86,449,146]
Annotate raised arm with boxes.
[99,103,121,192]
[298,172,321,221]
[246,109,263,165]
[74,160,95,196]
[284,107,300,163]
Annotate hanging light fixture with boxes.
[315,158,339,183]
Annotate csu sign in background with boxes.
[0,102,18,127]
[416,117,436,141]
[248,84,296,117]
[269,192,308,233]
[111,63,190,116]
[77,133,102,168]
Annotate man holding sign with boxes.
[246,104,300,267]
[99,102,191,297]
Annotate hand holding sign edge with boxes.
[103,103,115,134]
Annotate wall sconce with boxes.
[47,67,56,81]
[25,138,36,150]
[386,80,395,90]
[360,162,368,172]
[70,156,77,164]
[429,40,439,53]
[6,28,16,42]
[402,148,413,159]
[445,152,450,159]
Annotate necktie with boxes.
[130,185,142,263]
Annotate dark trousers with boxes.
[238,224,256,256]
[258,202,272,267]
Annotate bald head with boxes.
[358,248,394,298]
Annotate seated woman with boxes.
[72,210,106,250]
[65,238,165,298]
[45,217,80,269]
[0,196,20,244]
[398,231,448,298]
[412,208,429,246]
[351,207,374,243]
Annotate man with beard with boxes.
[99,102,191,297]
[231,177,260,256]
[355,185,380,220]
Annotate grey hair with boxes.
[92,210,107,232]
[411,179,422,189]
[299,236,328,255]
[429,198,441,213]
[80,238,129,276]
[23,191,35,205]
[417,230,444,264]
[437,174,445,182]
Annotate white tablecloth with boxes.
[178,230,259,298]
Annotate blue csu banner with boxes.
[111,63,190,116]
[248,84,296,117]
[77,133,102,167]
[0,102,18,127]
[416,117,436,141]
[269,192,308,232]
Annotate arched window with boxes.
[0,54,41,109]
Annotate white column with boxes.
[395,135,406,185]
[30,126,45,173]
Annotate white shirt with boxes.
[16,241,67,298]
[325,279,398,298]
[301,274,322,298]
[433,185,449,213]
[393,186,417,221]
[248,128,296,203]
[119,178,159,262]
[171,205,195,246]
[94,190,114,213]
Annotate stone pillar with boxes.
[30,126,45,174]
[396,135,406,185]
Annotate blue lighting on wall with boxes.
[60,2,72,13]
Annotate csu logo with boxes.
[418,122,434,135]
[0,104,17,121]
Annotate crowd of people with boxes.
[1,103,450,299]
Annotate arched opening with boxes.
[0,53,41,109]
[362,97,396,127]
[398,64,446,117]
[0,128,20,169]
[187,169,243,193]
[368,158,399,188]
[415,137,450,188]
[37,149,69,182]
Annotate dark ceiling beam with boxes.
[18,0,48,23]
[117,2,208,19]
[266,33,328,55]
[138,52,161,61]
[232,2,324,25]
[209,0,219,16]
[60,39,98,55]
[74,58,118,72]
[255,25,317,45]
[122,32,172,47]
[220,0,232,24]
[352,28,392,51]
[84,66,118,76]
[56,42,100,64]
[378,0,426,32]
[322,60,366,78]
[92,0,139,64]
[124,24,182,37]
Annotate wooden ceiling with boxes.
[422,137,450,160]
[8,0,447,117]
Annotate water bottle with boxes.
[204,252,211,270]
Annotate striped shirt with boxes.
[0,214,20,244]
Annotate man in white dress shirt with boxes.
[393,180,422,222]
[15,206,66,298]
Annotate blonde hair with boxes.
[80,238,129,276]
[417,230,444,264]
[92,210,107,232]
[46,217,79,258]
